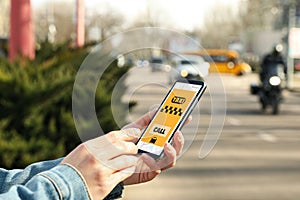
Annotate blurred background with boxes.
[0,0,300,199]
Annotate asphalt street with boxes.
[121,67,300,200]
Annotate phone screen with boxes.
[137,80,206,157]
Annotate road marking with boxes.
[257,131,278,143]
[227,117,242,126]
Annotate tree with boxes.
[34,1,75,43]
[192,0,288,49]
[195,1,244,48]
[239,0,283,31]
[85,4,125,41]
[0,42,132,168]
[129,1,170,28]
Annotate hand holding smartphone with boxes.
[136,79,207,159]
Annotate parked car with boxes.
[184,49,252,76]
[150,57,170,72]
[136,59,149,68]
[168,54,209,84]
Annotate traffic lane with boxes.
[225,91,300,116]
[181,117,300,171]
[176,93,300,199]
[123,137,300,200]
[123,71,300,199]
[133,128,300,200]
[123,112,300,200]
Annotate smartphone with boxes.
[136,79,207,159]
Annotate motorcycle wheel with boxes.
[260,97,267,112]
[271,99,279,115]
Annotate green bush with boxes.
[0,42,131,169]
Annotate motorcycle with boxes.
[251,64,285,115]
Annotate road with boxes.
[121,67,300,200]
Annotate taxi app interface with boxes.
[137,82,202,156]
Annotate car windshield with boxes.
[180,60,198,65]
[203,55,229,62]
[151,58,163,63]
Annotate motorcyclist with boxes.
[257,44,287,114]
[259,44,287,83]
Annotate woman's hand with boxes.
[123,131,184,185]
[122,110,190,185]
[60,110,191,199]
[60,128,141,200]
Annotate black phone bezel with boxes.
[136,79,207,160]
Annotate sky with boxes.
[32,0,243,31]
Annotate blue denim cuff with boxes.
[40,164,91,200]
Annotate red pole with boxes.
[9,0,35,61]
[76,0,85,47]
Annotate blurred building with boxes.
[278,0,300,29]
[242,0,300,58]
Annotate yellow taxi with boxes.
[184,49,252,76]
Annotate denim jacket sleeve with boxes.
[0,158,124,200]
[0,158,63,192]
[0,158,91,200]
